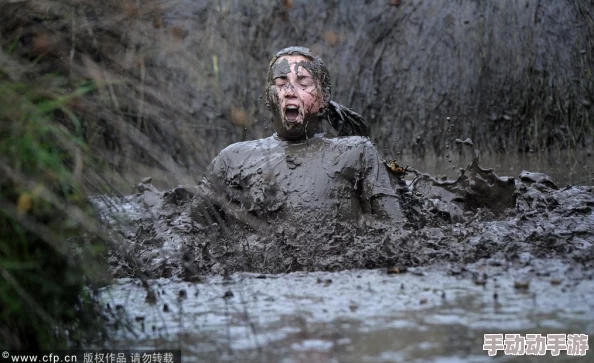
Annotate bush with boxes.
[0,27,107,350]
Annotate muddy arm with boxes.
[361,142,406,224]
[190,150,238,226]
[191,153,271,233]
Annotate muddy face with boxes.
[268,55,325,140]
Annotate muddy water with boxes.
[101,266,594,362]
[93,149,594,361]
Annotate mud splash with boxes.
[403,138,517,224]
[91,141,594,361]
[91,141,594,279]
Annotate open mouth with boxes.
[284,105,301,123]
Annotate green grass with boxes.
[0,72,107,349]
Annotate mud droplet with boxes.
[178,289,187,300]
[145,290,156,304]
[473,279,487,286]
[387,266,407,274]
[316,278,333,286]
[514,281,530,289]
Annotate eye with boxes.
[297,76,313,88]
[273,77,287,87]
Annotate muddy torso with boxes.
[204,134,396,225]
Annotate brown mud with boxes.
[93,138,594,360]
[101,266,594,361]
[91,142,594,280]
[94,144,594,359]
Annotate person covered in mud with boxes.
[193,46,404,232]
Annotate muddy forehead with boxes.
[270,58,316,80]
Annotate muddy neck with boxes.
[272,132,325,145]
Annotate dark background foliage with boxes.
[163,0,594,163]
[5,0,592,186]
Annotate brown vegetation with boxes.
[4,0,592,187]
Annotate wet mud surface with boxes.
[101,268,594,362]
[92,158,594,279]
[91,149,594,361]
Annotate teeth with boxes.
[286,105,298,110]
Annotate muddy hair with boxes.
[265,46,369,137]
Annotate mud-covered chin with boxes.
[272,111,320,141]
[281,111,302,130]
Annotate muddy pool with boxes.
[100,266,593,362]
[92,149,594,362]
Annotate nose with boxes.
[281,83,297,98]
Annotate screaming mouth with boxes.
[284,105,300,123]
